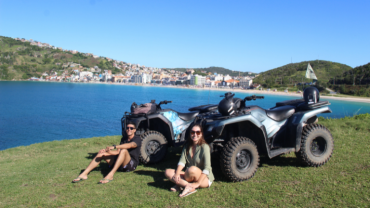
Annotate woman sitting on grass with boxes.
[165,124,214,197]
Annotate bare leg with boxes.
[73,149,115,182]
[99,149,131,183]
[179,166,210,197]
[165,169,187,190]
[184,166,209,188]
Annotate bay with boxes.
[1,81,369,150]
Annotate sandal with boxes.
[179,187,197,198]
[72,177,88,183]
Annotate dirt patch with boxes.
[49,194,57,200]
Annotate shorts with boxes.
[111,156,138,172]
[120,159,137,172]
[208,179,213,187]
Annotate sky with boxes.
[0,0,369,73]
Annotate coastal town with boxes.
[13,37,258,89]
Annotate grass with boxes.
[0,116,370,207]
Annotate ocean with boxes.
[1,81,369,150]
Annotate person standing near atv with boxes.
[165,124,214,197]
[72,121,141,184]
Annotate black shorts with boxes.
[111,156,138,172]
[120,159,137,172]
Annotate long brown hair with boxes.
[185,124,208,156]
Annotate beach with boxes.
[85,81,370,104]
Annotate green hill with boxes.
[0,114,369,207]
[330,62,370,85]
[328,62,370,96]
[253,60,352,88]
[0,36,120,80]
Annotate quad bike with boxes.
[195,87,334,182]
[121,100,218,164]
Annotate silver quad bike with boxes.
[195,87,334,182]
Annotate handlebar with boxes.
[159,100,172,105]
[244,95,264,101]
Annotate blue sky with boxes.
[1,0,369,73]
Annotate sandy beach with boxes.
[104,82,370,104]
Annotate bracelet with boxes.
[113,145,116,149]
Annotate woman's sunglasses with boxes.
[191,130,201,136]
[126,127,135,130]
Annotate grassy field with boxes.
[0,115,369,207]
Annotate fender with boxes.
[290,106,332,151]
[210,114,263,140]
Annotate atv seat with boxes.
[266,105,295,122]
[177,112,199,121]
[189,104,218,113]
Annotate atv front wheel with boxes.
[139,131,168,165]
[220,137,259,182]
[295,124,334,167]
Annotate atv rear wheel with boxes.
[139,131,168,165]
[220,137,259,182]
[295,124,334,167]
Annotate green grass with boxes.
[1,115,370,207]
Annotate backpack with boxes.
[131,100,157,115]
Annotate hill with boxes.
[0,114,369,207]
[0,36,120,80]
[168,66,257,76]
[253,60,352,88]
[328,62,370,96]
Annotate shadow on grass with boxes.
[77,152,116,177]
[259,155,305,168]
[134,170,173,190]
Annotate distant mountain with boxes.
[253,60,352,87]
[168,67,257,76]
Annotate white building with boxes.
[239,77,253,88]
[190,75,206,86]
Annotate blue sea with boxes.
[1,81,370,150]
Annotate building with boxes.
[239,77,253,89]
[190,75,206,86]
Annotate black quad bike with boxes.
[121,100,218,164]
[195,87,334,182]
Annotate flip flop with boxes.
[170,185,183,192]
[98,178,113,184]
[72,177,88,183]
[179,188,197,198]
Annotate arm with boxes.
[173,147,187,183]
[105,142,137,154]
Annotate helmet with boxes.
[218,92,237,116]
[303,87,320,104]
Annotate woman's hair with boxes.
[185,124,208,155]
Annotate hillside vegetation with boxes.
[253,60,352,89]
[0,36,119,80]
[327,63,370,96]
[0,114,369,207]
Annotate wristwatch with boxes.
[113,145,116,149]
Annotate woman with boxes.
[165,124,214,197]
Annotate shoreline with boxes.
[4,80,370,104]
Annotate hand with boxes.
[98,149,106,154]
[172,173,181,184]
[105,146,112,152]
